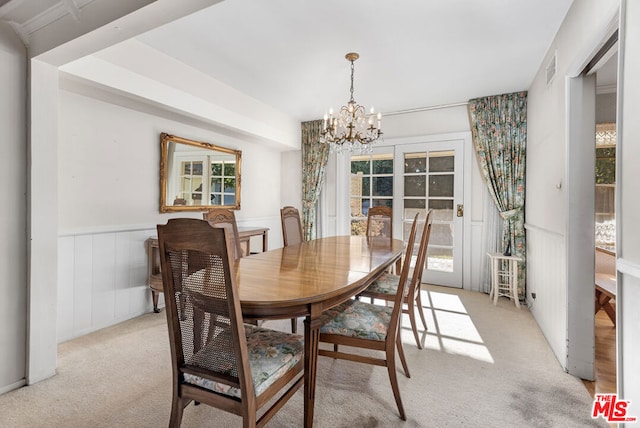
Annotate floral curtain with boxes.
[468,91,527,296]
[301,120,329,241]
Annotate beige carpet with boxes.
[0,285,606,427]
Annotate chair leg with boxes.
[291,317,297,334]
[169,395,185,428]
[386,346,407,421]
[407,302,422,350]
[243,409,257,428]
[396,332,410,378]
[416,292,428,331]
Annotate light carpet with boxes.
[0,285,606,427]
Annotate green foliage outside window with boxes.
[595,148,615,184]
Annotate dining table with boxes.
[235,235,404,428]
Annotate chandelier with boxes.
[320,52,383,153]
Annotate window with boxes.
[210,160,236,206]
[595,123,616,247]
[173,153,236,206]
[350,153,393,235]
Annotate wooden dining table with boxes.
[235,235,404,428]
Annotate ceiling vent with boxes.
[546,51,557,86]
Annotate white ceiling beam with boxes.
[32,0,221,65]
[62,0,82,22]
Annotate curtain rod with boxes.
[383,101,469,117]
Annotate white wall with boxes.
[526,0,619,371]
[0,22,27,394]
[619,0,640,420]
[56,87,286,342]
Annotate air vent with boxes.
[546,51,557,86]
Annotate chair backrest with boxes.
[406,209,433,300]
[281,206,304,246]
[157,219,253,401]
[387,212,419,342]
[366,206,393,239]
[203,208,243,260]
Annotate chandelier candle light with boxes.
[320,52,383,153]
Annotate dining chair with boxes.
[203,208,243,260]
[280,206,304,247]
[280,206,304,334]
[360,209,433,349]
[157,218,304,428]
[316,212,420,421]
[366,205,393,239]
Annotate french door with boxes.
[394,139,464,288]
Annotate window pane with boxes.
[351,160,370,174]
[224,178,235,193]
[224,163,235,176]
[211,163,222,176]
[362,177,370,196]
[404,207,427,223]
[210,193,221,204]
[428,247,453,272]
[192,162,203,176]
[191,177,203,192]
[223,194,235,205]
[183,162,191,175]
[361,199,371,216]
[372,176,393,196]
[404,199,426,209]
[430,223,453,246]
[211,178,222,192]
[372,159,393,174]
[429,151,454,173]
[428,200,454,221]
[404,176,426,196]
[404,153,426,173]
[372,199,392,208]
[429,175,454,197]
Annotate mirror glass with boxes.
[160,133,242,212]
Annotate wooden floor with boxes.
[582,308,617,397]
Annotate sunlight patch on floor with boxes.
[399,289,495,364]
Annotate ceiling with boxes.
[2,0,588,122]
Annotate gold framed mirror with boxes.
[160,133,242,212]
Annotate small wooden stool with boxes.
[488,252,523,308]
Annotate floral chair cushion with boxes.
[365,272,400,296]
[319,299,393,341]
[184,324,303,399]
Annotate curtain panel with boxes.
[468,91,527,296]
[301,120,329,241]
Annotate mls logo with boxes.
[592,394,637,423]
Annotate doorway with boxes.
[566,28,618,382]
[394,139,464,288]
[589,48,618,396]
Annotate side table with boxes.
[487,252,523,308]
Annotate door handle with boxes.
[457,204,464,217]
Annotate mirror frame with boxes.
[160,132,242,212]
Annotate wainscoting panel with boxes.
[619,264,640,419]
[57,217,282,344]
[57,228,156,343]
[525,224,567,368]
